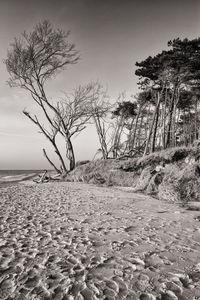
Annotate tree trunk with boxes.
[162,86,168,149]
[171,106,176,147]
[166,82,178,148]
[151,93,161,153]
[188,111,192,145]
[112,116,124,158]
[124,118,134,154]
[23,110,67,174]
[175,108,180,146]
[195,97,198,140]
[144,104,151,141]
[130,103,143,151]
[116,118,125,157]
[183,109,187,146]
[43,149,61,174]
[66,137,76,171]
[137,113,144,148]
[93,116,108,159]
[143,90,163,156]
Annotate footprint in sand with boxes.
[0,275,16,299]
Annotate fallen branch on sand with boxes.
[33,170,61,183]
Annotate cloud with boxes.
[0,131,42,139]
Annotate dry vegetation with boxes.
[68,144,200,205]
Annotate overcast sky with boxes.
[0,0,200,169]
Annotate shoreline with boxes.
[0,172,42,188]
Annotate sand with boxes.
[0,182,200,299]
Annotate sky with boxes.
[0,0,200,169]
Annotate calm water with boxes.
[0,170,42,176]
[0,170,43,188]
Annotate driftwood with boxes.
[33,170,61,183]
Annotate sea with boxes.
[0,170,43,188]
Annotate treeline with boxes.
[100,38,200,159]
[83,38,200,161]
[4,21,200,174]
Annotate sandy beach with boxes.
[1,182,200,299]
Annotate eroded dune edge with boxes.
[1,182,200,299]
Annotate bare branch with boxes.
[5,21,81,171]
[43,148,61,174]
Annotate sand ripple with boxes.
[0,182,200,299]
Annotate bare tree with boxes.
[23,82,99,172]
[88,84,112,159]
[110,94,137,158]
[5,20,81,173]
[54,83,101,170]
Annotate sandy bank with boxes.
[69,145,200,204]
